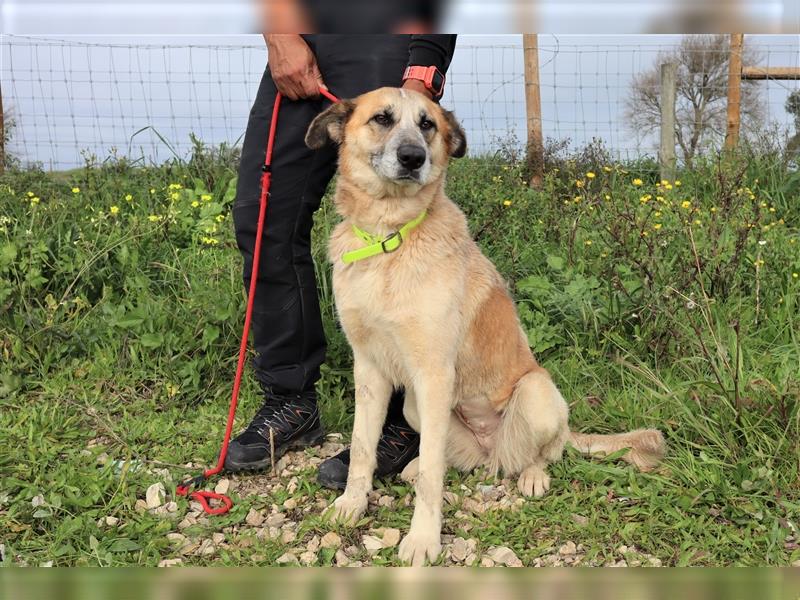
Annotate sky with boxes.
[1,31,798,169]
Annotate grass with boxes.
[1,142,799,566]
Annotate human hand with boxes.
[266,34,326,100]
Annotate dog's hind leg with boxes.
[493,368,569,497]
[328,352,392,525]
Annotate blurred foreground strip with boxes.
[2,568,800,600]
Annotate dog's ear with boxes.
[305,100,355,149]
[442,109,467,158]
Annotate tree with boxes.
[625,35,764,166]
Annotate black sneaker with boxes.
[223,387,325,472]
[316,421,420,490]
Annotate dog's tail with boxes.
[567,428,666,471]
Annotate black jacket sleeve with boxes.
[407,35,457,74]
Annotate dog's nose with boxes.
[396,144,426,171]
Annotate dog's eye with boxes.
[372,113,393,127]
[420,119,435,131]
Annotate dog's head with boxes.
[305,87,466,196]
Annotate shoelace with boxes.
[246,390,315,437]
[377,422,419,461]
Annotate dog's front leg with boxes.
[398,364,454,566]
[327,353,391,525]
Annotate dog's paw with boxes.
[399,457,420,484]
[517,465,550,498]
[325,494,368,525]
[398,530,442,566]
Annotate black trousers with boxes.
[233,35,411,414]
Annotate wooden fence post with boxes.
[0,82,5,175]
[725,33,744,150]
[659,62,677,182]
[523,34,544,188]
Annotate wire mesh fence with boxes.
[1,34,798,171]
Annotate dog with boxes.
[305,87,666,566]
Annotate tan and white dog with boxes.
[305,87,666,566]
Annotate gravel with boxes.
[133,433,666,567]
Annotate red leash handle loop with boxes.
[175,86,338,516]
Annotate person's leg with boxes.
[225,63,339,471]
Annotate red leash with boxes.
[176,86,340,515]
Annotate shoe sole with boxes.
[223,427,326,473]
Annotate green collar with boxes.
[342,210,427,264]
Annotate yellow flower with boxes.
[575,180,585,188]
[603,166,612,172]
[26,191,35,197]
[674,180,681,186]
[604,194,611,201]
[641,231,649,237]
[760,202,767,208]
[584,240,593,246]
[170,192,180,201]
[632,178,643,186]
[793,273,799,279]
[71,187,80,194]
[694,219,702,225]
[201,194,212,202]
[110,205,120,215]
[639,194,652,204]
[769,207,776,213]
[191,200,200,208]
[215,215,225,222]
[573,196,582,204]
[710,207,717,213]
[201,237,219,246]
[503,200,512,207]
[681,200,691,209]
[150,188,156,195]
[168,183,183,190]
[654,211,662,218]
[30,196,40,205]
[148,215,162,222]
[660,179,669,186]
[664,183,673,190]
[125,194,133,202]
[653,223,662,230]
[586,172,596,179]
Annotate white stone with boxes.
[381,528,401,548]
[158,558,183,567]
[266,513,286,528]
[451,537,469,562]
[214,479,230,495]
[487,546,522,567]
[558,541,577,556]
[145,483,165,509]
[299,550,317,565]
[320,532,342,549]
[362,535,384,554]
[276,552,298,565]
[245,508,265,527]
